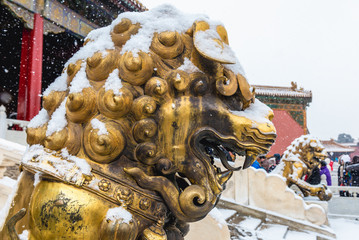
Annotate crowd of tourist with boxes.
[338,155,359,197]
[251,153,281,173]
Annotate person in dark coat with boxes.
[306,166,321,185]
[273,153,281,165]
[347,156,359,187]
[320,160,332,186]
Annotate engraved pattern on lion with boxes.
[0,5,276,240]
[272,135,332,201]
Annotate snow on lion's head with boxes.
[24,4,276,227]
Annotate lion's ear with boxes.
[192,21,236,64]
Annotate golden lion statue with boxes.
[0,5,276,240]
[272,135,332,201]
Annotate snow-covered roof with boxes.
[253,84,312,98]
[320,139,355,153]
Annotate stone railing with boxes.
[0,105,29,145]
[328,186,359,197]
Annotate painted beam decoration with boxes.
[43,0,98,37]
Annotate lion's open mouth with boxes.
[189,127,273,192]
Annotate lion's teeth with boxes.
[217,170,233,185]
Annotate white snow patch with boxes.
[106,206,132,224]
[116,5,211,56]
[329,218,359,239]
[33,172,41,187]
[18,230,29,240]
[91,119,109,135]
[217,208,237,220]
[66,26,114,67]
[230,99,274,127]
[43,72,68,96]
[46,97,67,137]
[256,224,288,240]
[284,230,316,240]
[178,57,202,73]
[69,62,91,93]
[194,26,236,64]
[22,145,91,185]
[60,148,92,175]
[27,108,49,128]
[104,69,123,96]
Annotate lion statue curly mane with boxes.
[0,5,276,240]
[273,135,332,201]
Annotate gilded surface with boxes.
[274,135,332,201]
[0,8,276,240]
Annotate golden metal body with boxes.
[277,136,332,201]
[0,12,276,239]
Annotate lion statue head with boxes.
[274,135,332,201]
[282,135,327,172]
[22,5,276,238]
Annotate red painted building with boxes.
[253,82,312,156]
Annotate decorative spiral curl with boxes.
[237,73,254,101]
[26,124,47,145]
[44,122,82,154]
[111,18,140,47]
[43,91,67,116]
[156,158,177,175]
[134,142,158,165]
[97,87,133,119]
[216,68,238,96]
[86,50,120,82]
[190,72,209,96]
[66,60,82,86]
[166,70,190,92]
[133,118,157,143]
[83,117,126,164]
[151,31,184,59]
[179,185,211,219]
[144,77,169,101]
[64,122,82,155]
[131,96,157,120]
[66,87,98,123]
[118,51,154,86]
[44,128,68,151]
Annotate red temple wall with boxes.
[267,109,305,156]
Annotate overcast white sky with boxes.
[140,0,359,140]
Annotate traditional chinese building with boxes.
[0,0,146,120]
[320,139,355,161]
[253,82,312,156]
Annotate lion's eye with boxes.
[222,94,243,111]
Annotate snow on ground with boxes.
[329,217,359,239]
